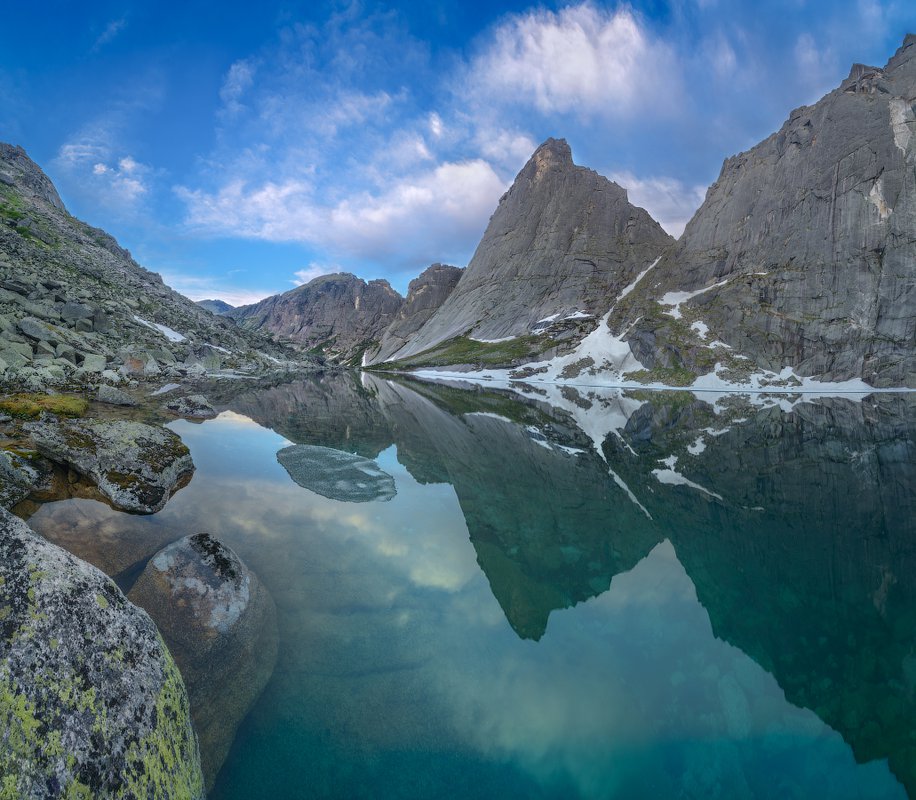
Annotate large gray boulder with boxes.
[277,444,397,502]
[128,533,278,790]
[614,34,916,387]
[231,273,404,364]
[0,508,204,798]
[381,138,674,362]
[25,418,194,513]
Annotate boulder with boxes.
[0,509,204,798]
[277,443,397,502]
[165,394,217,419]
[129,533,278,789]
[0,450,44,509]
[25,418,194,513]
[96,384,136,406]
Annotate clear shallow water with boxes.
[25,374,916,799]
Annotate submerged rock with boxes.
[277,444,397,502]
[129,533,278,789]
[164,394,217,419]
[0,508,204,798]
[25,418,194,513]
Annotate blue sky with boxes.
[1,1,915,304]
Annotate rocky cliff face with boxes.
[376,138,673,364]
[0,144,301,389]
[612,35,916,388]
[370,263,463,363]
[230,272,404,365]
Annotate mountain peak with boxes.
[530,137,573,175]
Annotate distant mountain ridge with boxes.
[196,299,235,316]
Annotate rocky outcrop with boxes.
[612,35,916,387]
[129,533,278,790]
[0,143,304,390]
[277,444,397,502]
[376,138,673,363]
[196,299,235,316]
[370,263,463,363]
[230,273,404,365]
[0,508,204,798]
[25,418,194,513]
[164,394,217,419]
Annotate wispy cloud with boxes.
[92,18,127,53]
[157,271,274,306]
[292,263,336,285]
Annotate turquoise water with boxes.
[26,374,916,798]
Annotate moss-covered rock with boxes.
[0,508,204,798]
[24,418,193,513]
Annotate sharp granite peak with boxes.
[373,137,674,365]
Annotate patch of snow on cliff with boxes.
[659,280,729,320]
[470,335,516,343]
[652,455,722,500]
[133,315,187,342]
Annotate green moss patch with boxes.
[0,394,88,419]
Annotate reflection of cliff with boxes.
[367,376,662,640]
[227,371,394,458]
[612,393,916,795]
[222,371,916,792]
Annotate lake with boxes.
[22,372,916,799]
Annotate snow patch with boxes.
[465,411,514,424]
[133,315,187,342]
[564,311,592,320]
[652,465,723,500]
[203,343,232,354]
[470,335,517,343]
[660,280,729,320]
[687,437,707,455]
[691,320,710,339]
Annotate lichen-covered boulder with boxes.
[277,444,397,502]
[24,418,194,513]
[0,509,204,798]
[96,384,136,406]
[164,394,216,420]
[0,450,46,510]
[129,533,278,789]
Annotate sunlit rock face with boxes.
[614,36,916,387]
[380,138,673,363]
[371,263,463,364]
[230,273,405,365]
[129,533,279,791]
[0,509,204,799]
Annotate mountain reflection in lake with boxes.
[25,372,916,799]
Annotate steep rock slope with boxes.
[613,35,916,387]
[370,263,463,363]
[230,272,403,365]
[378,138,673,363]
[0,143,299,388]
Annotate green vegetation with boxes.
[376,334,553,371]
[0,394,88,419]
[399,377,547,427]
[626,366,698,387]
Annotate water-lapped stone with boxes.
[0,450,45,509]
[0,509,204,798]
[96,383,136,406]
[25,418,194,513]
[165,393,217,419]
[277,443,397,502]
[128,533,278,790]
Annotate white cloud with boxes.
[178,158,506,263]
[92,18,127,52]
[608,171,707,238]
[57,137,151,207]
[292,263,336,285]
[220,59,256,116]
[467,3,680,118]
[158,272,275,307]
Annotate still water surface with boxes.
[25,374,916,798]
